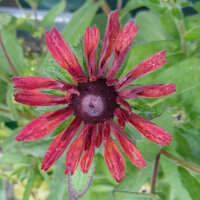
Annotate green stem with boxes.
[161,149,200,174]
[0,31,19,76]
[0,71,11,83]
[151,151,161,194]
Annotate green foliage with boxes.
[0,0,200,199]
[178,167,200,200]
[40,0,66,27]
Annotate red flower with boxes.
[12,10,176,182]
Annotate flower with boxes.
[12,10,176,182]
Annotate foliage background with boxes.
[0,0,200,199]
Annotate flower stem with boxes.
[94,0,111,15]
[150,150,161,194]
[161,149,200,173]
[0,31,19,76]
[117,0,122,12]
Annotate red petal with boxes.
[128,112,172,145]
[106,21,138,80]
[84,26,99,81]
[103,131,125,182]
[45,28,87,82]
[98,10,120,77]
[12,76,76,91]
[116,96,131,112]
[114,108,128,129]
[41,117,82,171]
[80,125,96,173]
[14,90,69,106]
[15,107,73,141]
[95,123,103,148]
[119,83,176,99]
[65,124,90,175]
[109,120,146,169]
[115,50,168,90]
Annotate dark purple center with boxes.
[71,79,118,123]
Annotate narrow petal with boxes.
[109,120,146,169]
[12,76,76,91]
[116,96,131,112]
[98,10,120,77]
[119,83,176,99]
[114,108,128,129]
[14,90,69,106]
[65,124,90,175]
[84,26,99,81]
[128,112,172,145]
[106,21,138,80]
[45,28,87,82]
[41,118,82,171]
[115,50,168,90]
[95,123,103,148]
[103,129,125,182]
[15,107,73,141]
[80,125,96,173]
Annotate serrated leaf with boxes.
[178,167,200,200]
[44,60,74,83]
[51,115,74,137]
[40,0,66,27]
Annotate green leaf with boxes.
[160,157,192,200]
[47,159,67,200]
[120,0,162,20]
[51,115,74,137]
[6,85,18,121]
[40,0,66,27]
[22,168,37,200]
[1,27,24,75]
[172,7,182,20]
[160,9,179,38]
[0,153,31,165]
[68,163,95,199]
[184,14,200,41]
[121,40,181,76]
[62,0,102,46]
[146,58,200,111]
[178,167,200,200]
[135,11,172,45]
[44,60,74,83]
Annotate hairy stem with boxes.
[117,0,122,12]
[161,149,200,173]
[151,150,161,194]
[94,0,111,15]
[0,31,19,76]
